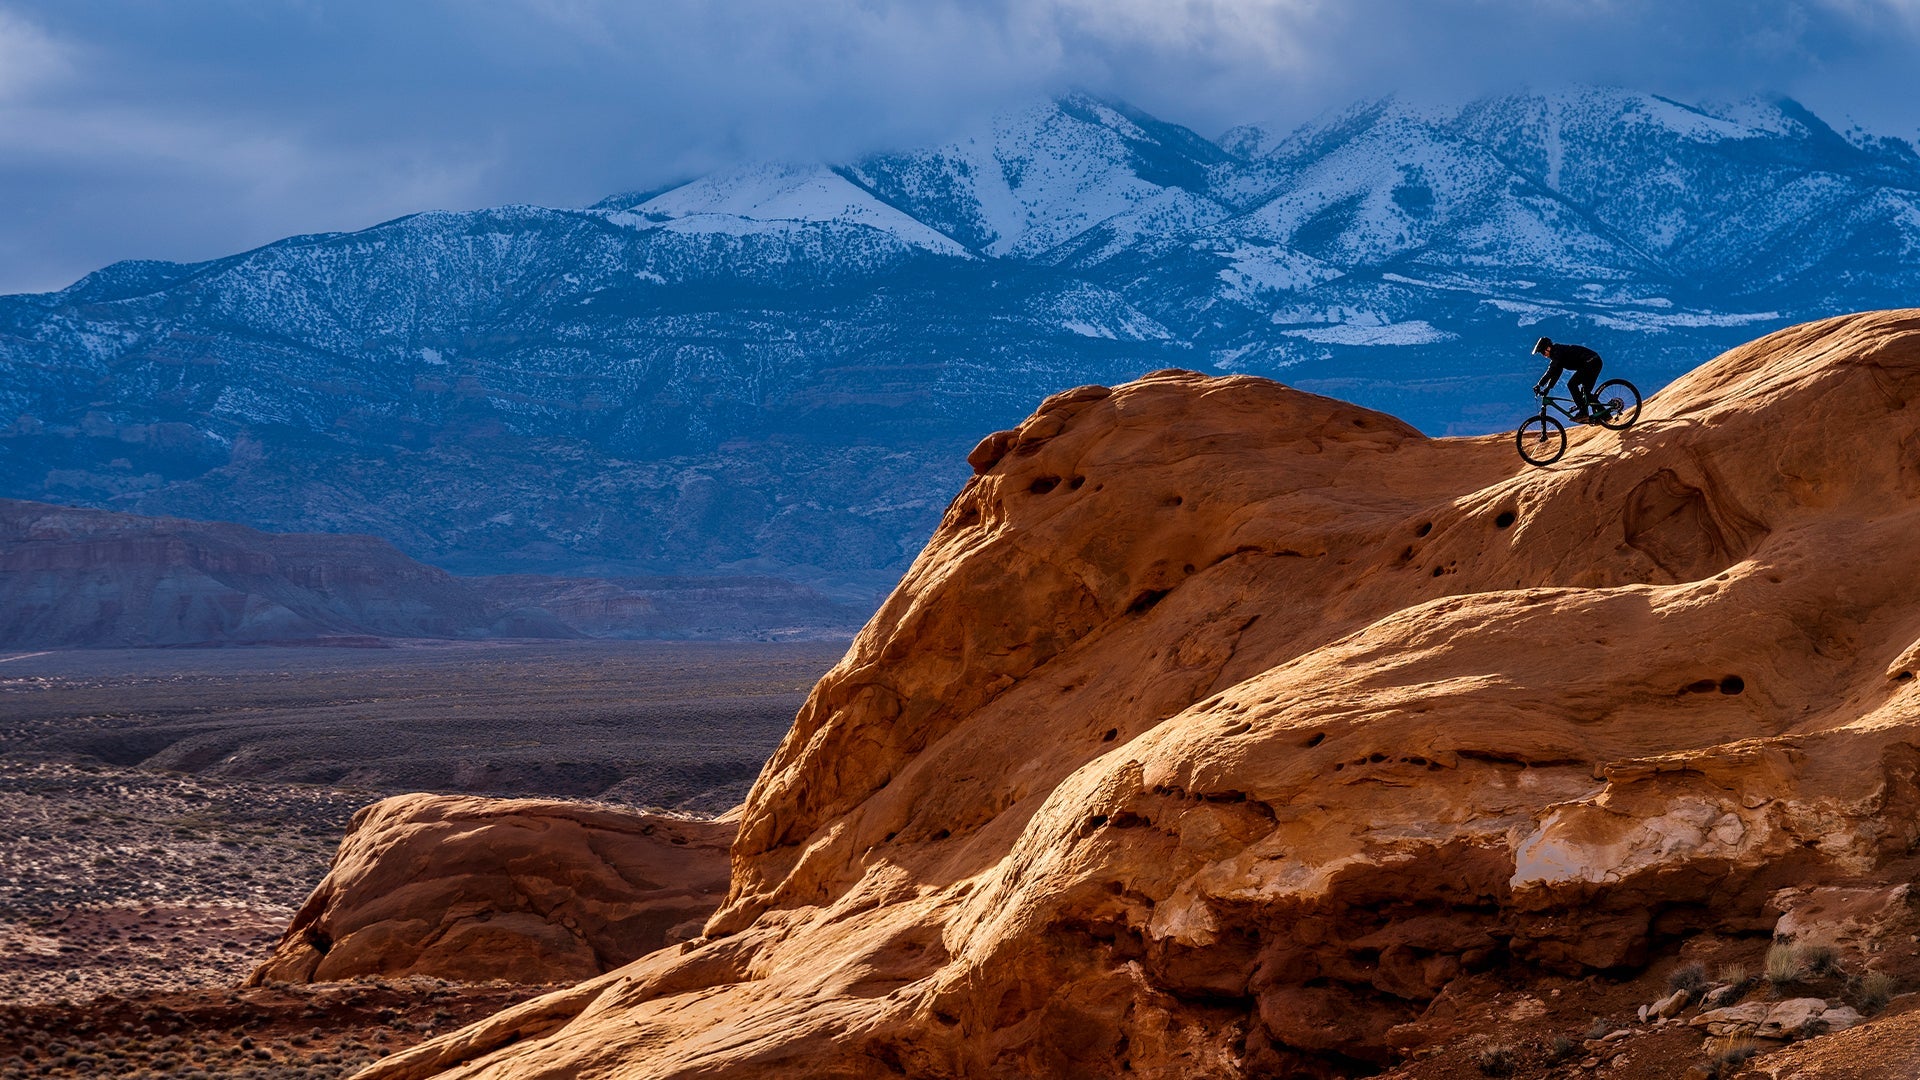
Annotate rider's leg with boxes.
[1569,364,1600,416]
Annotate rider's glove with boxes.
[1532,381,1548,395]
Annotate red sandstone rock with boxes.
[247,794,731,985]
[359,310,1920,1079]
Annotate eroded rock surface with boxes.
[359,311,1920,1078]
[248,794,732,986]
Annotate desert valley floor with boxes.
[0,640,844,1078]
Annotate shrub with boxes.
[1717,963,1749,989]
[1670,961,1708,994]
[1854,970,1897,1014]
[1476,1044,1516,1077]
[1709,1035,1761,1078]
[1798,941,1842,977]
[1765,942,1802,985]
[1548,1035,1579,1062]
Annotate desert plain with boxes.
[0,639,843,1078]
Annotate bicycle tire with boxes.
[1516,415,1567,466]
[1594,379,1641,430]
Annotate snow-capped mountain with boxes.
[2,88,1916,600]
[843,93,1241,260]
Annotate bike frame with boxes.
[1534,392,1609,424]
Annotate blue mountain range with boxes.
[3,87,1916,600]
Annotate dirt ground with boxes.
[0,639,843,809]
[0,640,842,1076]
[0,979,555,1080]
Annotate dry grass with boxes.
[1708,1034,1763,1078]
[1853,969,1897,1014]
[1669,961,1708,994]
[1798,940,1842,977]
[1765,942,1803,986]
[1475,1044,1516,1077]
[1547,1035,1579,1063]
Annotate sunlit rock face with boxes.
[249,795,733,987]
[361,310,1920,1079]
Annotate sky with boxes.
[2,0,1918,295]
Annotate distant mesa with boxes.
[331,310,1920,1079]
[249,794,733,986]
[0,499,862,647]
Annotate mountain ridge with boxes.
[0,498,861,646]
[4,85,1917,596]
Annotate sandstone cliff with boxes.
[356,310,1920,1078]
[249,795,733,986]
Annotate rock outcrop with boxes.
[248,795,732,986]
[358,310,1920,1078]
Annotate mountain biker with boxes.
[1531,337,1603,420]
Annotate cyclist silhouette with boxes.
[1531,337,1603,420]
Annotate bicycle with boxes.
[1514,379,1642,466]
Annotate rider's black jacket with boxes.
[1537,343,1601,390]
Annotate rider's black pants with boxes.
[1568,360,1602,408]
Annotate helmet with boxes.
[1532,337,1553,355]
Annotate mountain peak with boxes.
[614,161,972,257]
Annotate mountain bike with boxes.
[1514,379,1642,466]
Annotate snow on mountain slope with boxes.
[1036,187,1236,268]
[845,93,1237,259]
[1228,97,1649,280]
[1448,89,1920,276]
[620,163,971,258]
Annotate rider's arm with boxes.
[1533,361,1563,394]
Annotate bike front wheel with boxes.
[1594,379,1642,430]
[1516,415,1567,466]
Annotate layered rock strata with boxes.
[359,310,1920,1078]
[0,498,860,645]
[0,499,551,646]
[248,795,732,986]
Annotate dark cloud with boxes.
[1,0,1915,293]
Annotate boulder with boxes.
[1692,997,1847,1041]
[1650,988,1689,1019]
[1691,1001,1773,1036]
[1820,1005,1865,1033]
[247,794,732,985]
[1768,884,1913,955]
[354,311,1920,1079]
[1755,998,1832,1039]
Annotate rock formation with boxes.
[357,310,1920,1078]
[248,795,732,986]
[0,499,860,645]
[0,500,563,646]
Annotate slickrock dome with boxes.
[358,310,1920,1078]
[248,794,732,986]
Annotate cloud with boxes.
[0,0,1916,294]
[0,7,69,101]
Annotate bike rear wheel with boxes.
[1594,378,1642,430]
[1516,415,1567,466]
